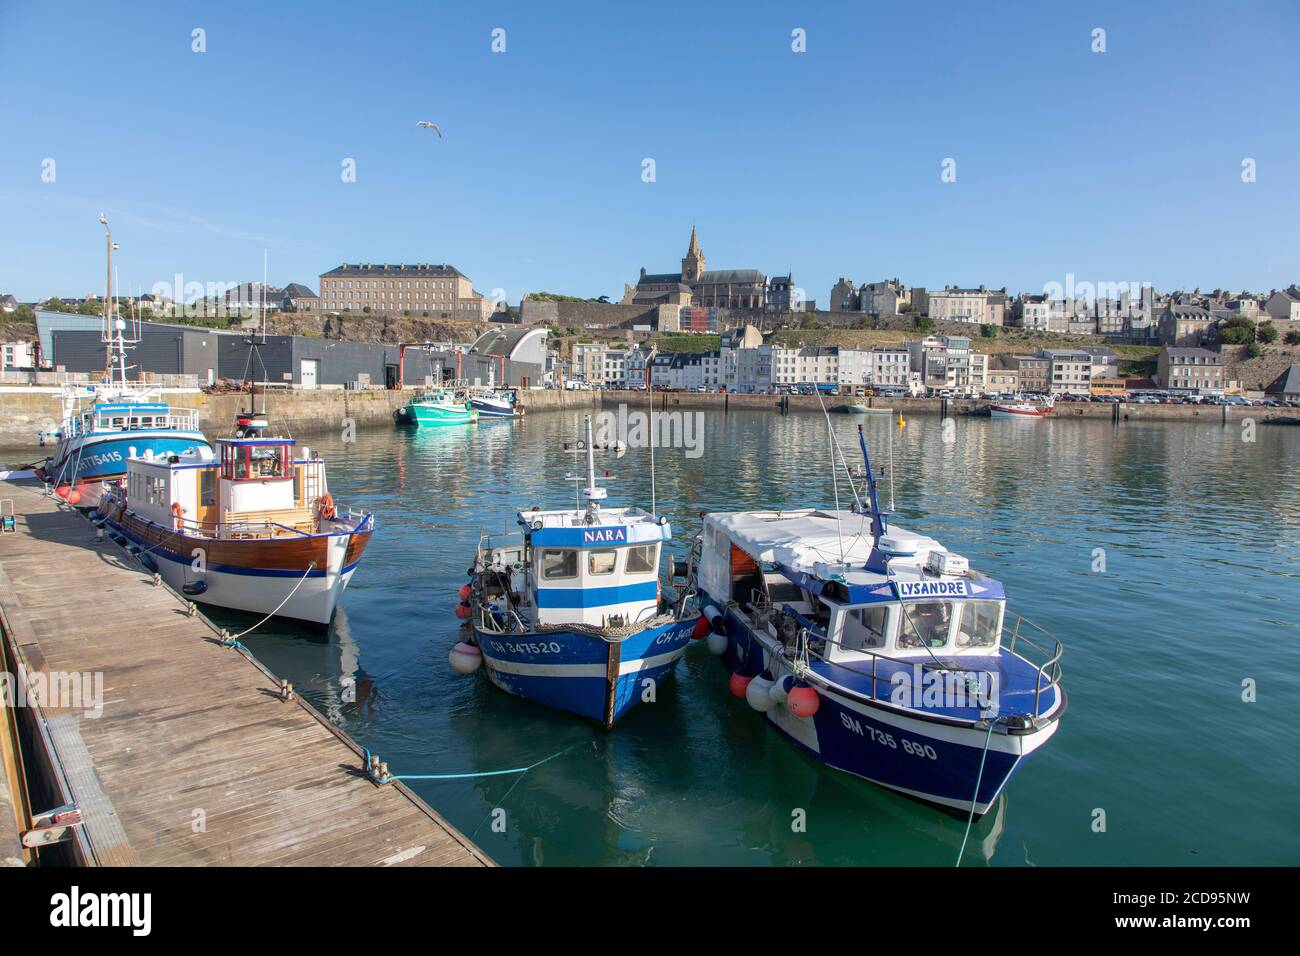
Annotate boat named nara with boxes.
[447,416,699,727]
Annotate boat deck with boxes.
[0,480,491,867]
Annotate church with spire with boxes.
[623,226,770,310]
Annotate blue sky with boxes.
[1,0,1297,304]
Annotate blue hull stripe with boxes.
[535,580,658,608]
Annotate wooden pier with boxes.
[0,481,491,867]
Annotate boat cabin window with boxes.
[588,550,617,575]
[200,468,217,507]
[898,601,954,649]
[955,601,1001,648]
[541,549,577,580]
[141,474,167,507]
[221,443,292,482]
[842,605,889,651]
[625,544,658,575]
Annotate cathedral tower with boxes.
[681,226,706,284]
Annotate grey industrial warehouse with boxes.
[39,312,549,388]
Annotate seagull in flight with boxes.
[417,120,443,137]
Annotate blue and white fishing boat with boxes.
[38,222,210,506]
[469,364,520,419]
[449,415,699,727]
[687,424,1064,817]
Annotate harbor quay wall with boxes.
[0,385,600,453]
[596,390,1300,425]
[3,385,1292,455]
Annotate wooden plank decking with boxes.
[0,481,491,867]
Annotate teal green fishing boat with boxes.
[395,389,478,426]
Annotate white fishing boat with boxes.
[686,423,1064,818]
[989,395,1055,418]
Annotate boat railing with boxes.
[1002,613,1064,717]
[763,603,1062,719]
[477,604,527,635]
[165,515,312,539]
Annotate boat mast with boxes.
[582,415,606,511]
[855,424,887,541]
[99,213,117,379]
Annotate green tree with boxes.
[1216,315,1256,344]
[1256,321,1278,344]
[1247,342,1262,358]
[1284,329,1300,346]
[912,315,934,332]
[980,323,998,338]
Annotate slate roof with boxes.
[1265,364,1300,395]
[321,263,466,278]
[697,269,764,285]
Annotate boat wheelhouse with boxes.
[451,416,698,727]
[687,426,1064,817]
[97,434,372,625]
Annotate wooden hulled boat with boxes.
[97,432,372,626]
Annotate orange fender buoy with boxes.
[787,685,821,718]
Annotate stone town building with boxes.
[1156,347,1225,391]
[1157,303,1215,346]
[318,262,490,318]
[1265,286,1300,322]
[829,278,911,317]
[926,286,1007,326]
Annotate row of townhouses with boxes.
[830,278,1300,345]
[564,328,1127,396]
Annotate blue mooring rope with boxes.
[363,740,586,784]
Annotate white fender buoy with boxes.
[746,675,776,712]
[768,674,794,705]
[705,631,729,656]
[449,641,482,675]
[703,603,725,633]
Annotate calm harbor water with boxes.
[219,408,1300,866]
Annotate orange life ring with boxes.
[318,493,336,520]
[171,501,186,530]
